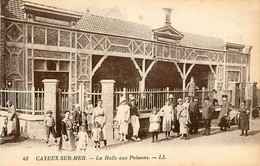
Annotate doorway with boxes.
[34,71,69,91]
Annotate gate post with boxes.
[228,82,240,109]
[245,82,258,111]
[100,80,115,141]
[42,79,59,120]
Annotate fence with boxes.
[61,84,101,113]
[114,87,232,111]
[0,87,45,115]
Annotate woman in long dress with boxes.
[6,100,20,138]
[177,98,190,140]
[114,98,130,142]
[217,95,230,131]
[238,100,250,136]
[92,99,107,148]
[59,111,76,151]
[159,100,174,138]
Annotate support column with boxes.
[100,79,115,141]
[42,79,59,119]
[228,82,240,109]
[245,82,258,111]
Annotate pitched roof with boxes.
[180,32,225,50]
[5,0,24,20]
[76,14,153,40]
[4,0,226,50]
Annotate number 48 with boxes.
[22,156,28,161]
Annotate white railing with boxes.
[0,87,45,115]
[61,84,101,112]
[114,87,232,111]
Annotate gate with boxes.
[61,83,101,113]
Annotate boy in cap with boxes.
[201,96,215,136]
[129,96,141,141]
[72,104,81,134]
[186,77,198,100]
[44,110,57,144]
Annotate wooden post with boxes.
[78,83,84,111]
[123,87,127,99]
[166,87,169,99]
[202,87,205,105]
[31,87,35,115]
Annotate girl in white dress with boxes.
[159,100,174,138]
[77,126,88,151]
[149,107,161,142]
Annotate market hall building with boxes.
[0,0,258,139]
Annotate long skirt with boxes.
[218,116,230,128]
[179,117,189,134]
[162,115,172,132]
[238,113,249,130]
[60,129,76,151]
[119,122,129,134]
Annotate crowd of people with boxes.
[1,78,251,151]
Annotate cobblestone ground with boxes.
[1,119,260,166]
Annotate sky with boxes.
[29,0,260,84]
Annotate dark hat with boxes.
[46,110,53,114]
[222,94,228,98]
[204,96,210,100]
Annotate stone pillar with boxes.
[228,82,240,109]
[100,79,115,141]
[245,82,258,110]
[42,79,59,119]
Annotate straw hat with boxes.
[46,110,53,114]
[169,94,174,99]
[177,98,183,102]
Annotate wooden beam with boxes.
[145,59,158,76]
[173,61,184,79]
[209,64,217,79]
[185,63,195,78]
[130,57,143,77]
[91,54,108,77]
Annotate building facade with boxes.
[0,0,253,105]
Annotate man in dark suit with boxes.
[189,96,199,134]
[201,96,215,136]
[72,104,82,134]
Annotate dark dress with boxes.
[59,118,76,151]
[217,101,230,128]
[238,106,249,130]
[7,106,20,138]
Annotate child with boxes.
[82,112,88,133]
[77,126,88,151]
[92,121,101,150]
[149,107,161,143]
[44,110,57,144]
[1,117,8,138]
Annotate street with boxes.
[1,118,260,166]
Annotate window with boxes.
[227,71,240,82]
